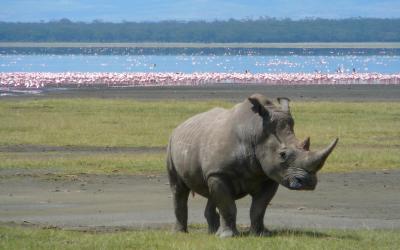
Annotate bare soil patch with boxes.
[1,170,399,230]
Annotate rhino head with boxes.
[247,94,338,190]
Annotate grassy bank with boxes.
[0,225,399,250]
[0,152,165,175]
[0,99,231,148]
[0,98,399,174]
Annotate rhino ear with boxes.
[248,95,270,117]
[277,97,291,112]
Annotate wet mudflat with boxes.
[2,84,400,101]
[0,170,399,230]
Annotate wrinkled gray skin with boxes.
[167,94,338,238]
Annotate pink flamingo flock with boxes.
[1,72,400,88]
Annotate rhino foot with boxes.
[208,223,220,234]
[249,228,272,237]
[174,224,188,233]
[216,227,239,238]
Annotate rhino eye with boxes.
[279,151,287,160]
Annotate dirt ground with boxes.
[1,84,399,231]
[1,171,399,231]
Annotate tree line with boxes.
[1,18,399,42]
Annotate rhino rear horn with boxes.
[277,97,291,112]
[300,137,311,151]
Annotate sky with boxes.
[1,0,400,22]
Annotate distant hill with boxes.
[1,18,399,43]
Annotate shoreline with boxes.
[2,83,399,102]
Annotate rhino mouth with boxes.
[283,176,316,191]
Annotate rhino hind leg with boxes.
[172,183,190,232]
[207,176,239,238]
[249,180,279,236]
[204,199,220,234]
[167,163,190,232]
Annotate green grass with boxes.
[0,98,231,147]
[0,98,399,174]
[291,102,400,172]
[0,152,165,174]
[0,225,399,250]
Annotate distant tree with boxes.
[0,18,399,42]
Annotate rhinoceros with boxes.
[166,93,338,238]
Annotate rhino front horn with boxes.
[311,138,339,171]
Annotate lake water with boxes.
[1,52,400,73]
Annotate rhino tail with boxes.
[166,137,173,171]
[166,137,179,188]
[166,137,176,174]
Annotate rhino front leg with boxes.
[204,199,220,234]
[208,176,239,238]
[249,180,279,236]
